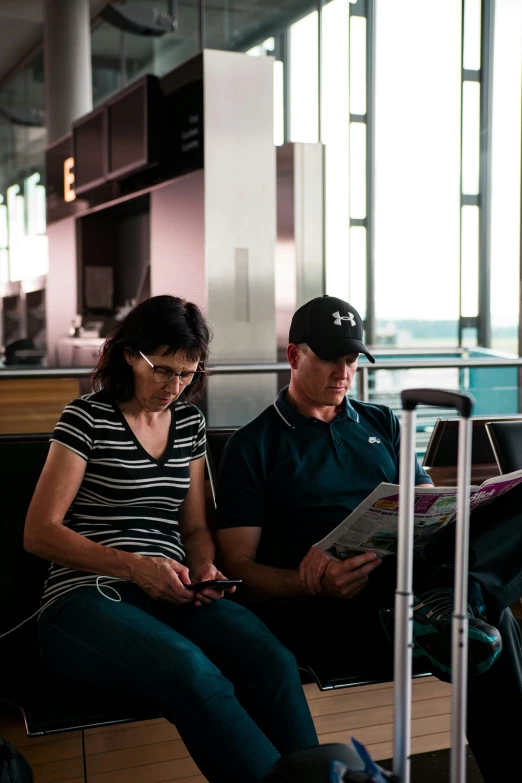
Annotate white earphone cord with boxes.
[0,577,122,640]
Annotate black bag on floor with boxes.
[0,738,33,783]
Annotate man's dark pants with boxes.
[251,484,522,782]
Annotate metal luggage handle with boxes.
[394,387,474,783]
[401,389,475,419]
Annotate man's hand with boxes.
[190,563,237,607]
[321,552,382,600]
[299,547,334,595]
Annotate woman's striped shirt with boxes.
[40,392,206,609]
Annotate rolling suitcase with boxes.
[394,388,474,783]
[263,388,475,783]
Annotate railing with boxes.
[1,356,522,382]
[1,357,521,454]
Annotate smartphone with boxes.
[187,579,243,591]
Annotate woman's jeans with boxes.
[38,583,318,783]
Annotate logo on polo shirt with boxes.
[368,437,381,444]
[332,310,356,327]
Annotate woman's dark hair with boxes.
[92,296,211,402]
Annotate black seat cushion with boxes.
[206,429,237,482]
[0,438,161,735]
[486,420,522,475]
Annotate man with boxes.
[216,295,522,782]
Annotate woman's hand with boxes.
[131,556,195,604]
[190,563,237,606]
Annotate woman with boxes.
[25,295,318,783]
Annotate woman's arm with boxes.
[178,455,215,574]
[178,455,235,604]
[24,442,194,604]
[24,441,136,579]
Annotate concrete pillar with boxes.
[43,0,93,143]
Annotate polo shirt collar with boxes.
[273,387,360,429]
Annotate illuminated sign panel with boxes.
[64,157,76,203]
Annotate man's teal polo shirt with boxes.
[215,387,432,569]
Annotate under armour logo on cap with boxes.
[289,295,376,363]
[332,311,356,327]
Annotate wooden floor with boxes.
[0,677,454,783]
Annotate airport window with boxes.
[374,0,462,348]
[289,11,319,144]
[322,0,350,298]
[490,0,522,355]
[0,0,520,355]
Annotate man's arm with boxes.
[215,429,309,603]
[217,526,310,603]
[217,526,382,604]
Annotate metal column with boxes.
[349,0,376,346]
[458,0,495,348]
[42,0,93,144]
[478,0,494,348]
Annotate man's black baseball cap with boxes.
[289,295,375,363]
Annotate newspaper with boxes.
[315,468,522,559]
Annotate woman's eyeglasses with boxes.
[139,351,205,386]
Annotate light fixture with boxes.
[0,106,45,128]
[100,1,178,36]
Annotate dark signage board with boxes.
[72,105,107,194]
[107,74,162,180]
[171,78,204,174]
[46,54,205,226]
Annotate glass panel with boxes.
[145,5,199,78]
[91,20,124,105]
[349,226,366,318]
[374,0,461,347]
[205,0,309,51]
[461,80,481,195]
[0,198,7,283]
[0,249,8,284]
[107,0,200,83]
[490,0,522,356]
[463,0,481,71]
[349,16,366,115]
[6,182,48,282]
[0,121,13,197]
[0,53,47,285]
[0,199,7,249]
[0,55,46,201]
[25,173,46,237]
[289,11,319,143]
[349,121,366,219]
[460,205,479,317]
[273,60,285,146]
[322,0,350,298]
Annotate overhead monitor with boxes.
[106,74,161,180]
[72,106,107,194]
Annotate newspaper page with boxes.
[315,468,522,559]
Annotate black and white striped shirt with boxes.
[40,392,206,609]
